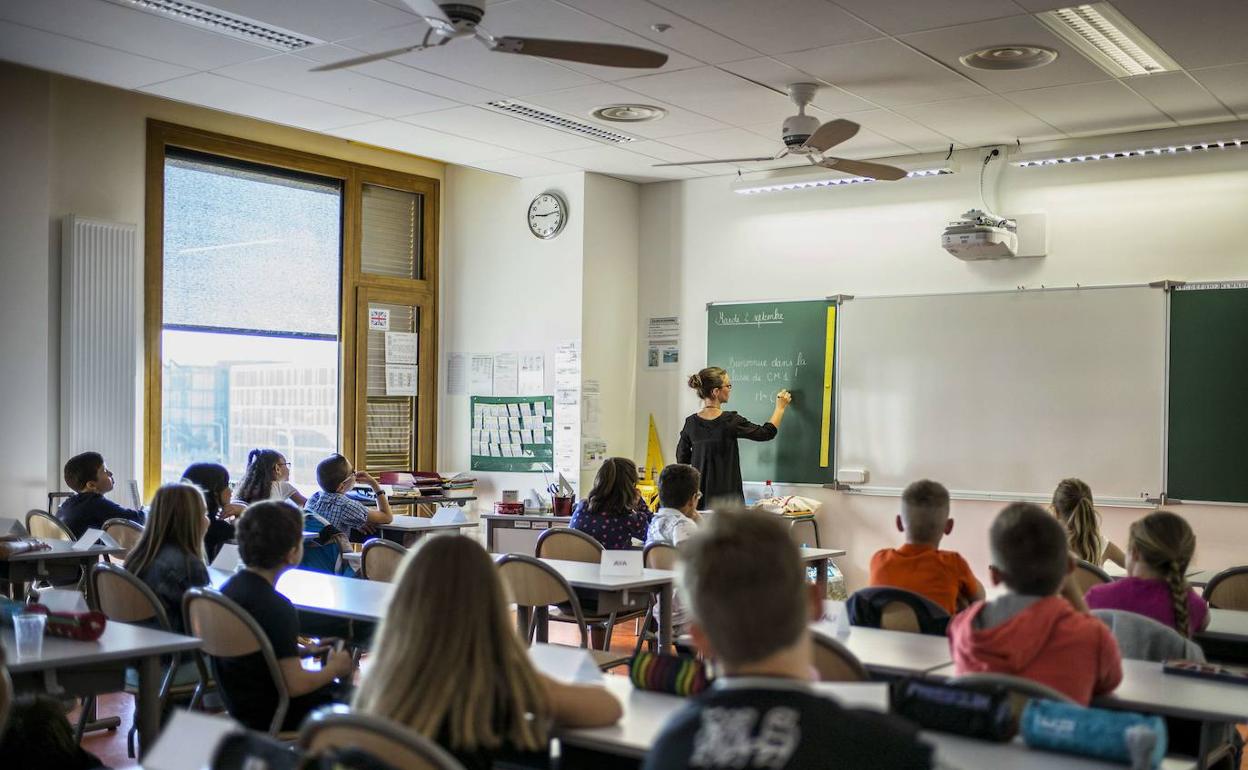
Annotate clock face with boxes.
[528,192,566,239]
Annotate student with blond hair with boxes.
[1052,478,1125,568]
[125,482,211,634]
[354,535,621,769]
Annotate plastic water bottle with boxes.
[762,480,774,500]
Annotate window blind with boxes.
[361,184,421,280]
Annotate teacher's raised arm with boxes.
[675,366,792,507]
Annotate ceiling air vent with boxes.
[485,100,637,144]
[102,0,323,51]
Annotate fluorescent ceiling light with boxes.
[102,0,322,51]
[733,168,950,195]
[1014,139,1244,168]
[1037,3,1178,77]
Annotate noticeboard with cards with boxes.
[470,395,555,472]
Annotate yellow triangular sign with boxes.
[644,414,666,482]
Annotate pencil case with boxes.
[24,604,108,641]
[629,651,711,696]
[1021,700,1167,769]
[891,678,1014,741]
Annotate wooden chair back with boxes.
[536,527,603,564]
[1072,559,1112,595]
[360,539,407,583]
[879,601,922,633]
[496,554,589,647]
[102,519,144,557]
[789,518,821,549]
[90,562,167,628]
[812,632,869,682]
[644,542,679,571]
[1203,567,1248,610]
[26,509,73,541]
[300,706,466,770]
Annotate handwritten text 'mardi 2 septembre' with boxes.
[714,308,785,327]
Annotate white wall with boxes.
[0,65,54,513]
[637,145,1248,587]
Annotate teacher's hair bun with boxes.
[687,373,702,390]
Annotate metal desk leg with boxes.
[816,559,828,598]
[658,584,673,653]
[135,655,161,760]
[516,606,533,643]
[535,606,549,644]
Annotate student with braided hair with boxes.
[1052,478,1126,568]
[1086,511,1209,637]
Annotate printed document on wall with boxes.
[469,354,494,396]
[519,352,545,395]
[385,331,418,365]
[446,353,467,395]
[493,352,519,396]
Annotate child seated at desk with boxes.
[57,451,144,539]
[570,457,651,550]
[181,462,245,562]
[950,502,1123,705]
[355,535,621,770]
[868,479,984,614]
[1052,478,1126,569]
[646,509,933,770]
[234,448,307,507]
[215,501,355,732]
[304,453,392,541]
[1086,510,1209,637]
[646,463,702,634]
[125,482,210,634]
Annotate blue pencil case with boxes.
[1021,699,1167,768]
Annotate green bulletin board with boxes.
[470,395,555,473]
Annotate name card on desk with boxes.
[430,506,468,524]
[0,517,24,536]
[820,599,852,638]
[145,709,239,770]
[600,550,643,577]
[72,528,119,551]
[211,543,242,572]
[528,643,604,684]
[37,588,88,613]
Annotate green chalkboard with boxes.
[1167,284,1248,503]
[706,300,836,485]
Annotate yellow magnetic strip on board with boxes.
[820,306,836,468]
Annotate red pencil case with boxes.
[25,604,108,641]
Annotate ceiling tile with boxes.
[1109,0,1248,70]
[298,45,505,104]
[557,0,757,63]
[543,145,712,180]
[896,95,1063,145]
[659,127,780,162]
[650,0,881,54]
[839,108,959,152]
[626,140,716,163]
[0,20,193,89]
[215,54,457,118]
[0,0,271,70]
[140,72,374,131]
[203,0,417,44]
[829,0,1028,35]
[327,119,517,164]
[780,38,987,106]
[744,122,914,160]
[1123,72,1236,126]
[1190,63,1248,118]
[467,155,583,178]
[1004,80,1174,136]
[1009,0,1070,9]
[525,82,728,139]
[616,66,800,125]
[717,58,874,114]
[901,15,1112,93]
[401,106,599,153]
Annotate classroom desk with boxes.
[208,567,392,623]
[1198,608,1248,645]
[2,620,201,759]
[0,538,125,596]
[482,513,571,555]
[811,623,953,677]
[375,515,478,546]
[799,546,845,597]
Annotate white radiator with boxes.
[60,216,141,502]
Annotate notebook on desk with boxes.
[1163,659,1248,686]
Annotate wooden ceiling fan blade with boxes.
[818,157,908,181]
[309,45,424,71]
[492,37,668,68]
[804,119,860,152]
[652,157,780,167]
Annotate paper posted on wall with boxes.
[385,364,418,396]
[646,315,680,370]
[384,331,417,364]
[469,354,494,395]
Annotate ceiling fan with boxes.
[653,83,908,181]
[312,0,669,72]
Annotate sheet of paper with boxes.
[493,352,519,396]
[534,402,547,417]
[73,528,118,551]
[519,351,545,395]
[582,438,607,470]
[600,550,643,577]
[582,378,602,435]
[469,354,494,395]
[528,643,604,685]
[38,588,88,613]
[507,403,520,417]
[446,352,467,395]
[431,506,468,524]
[211,543,242,572]
[385,364,418,396]
[144,709,239,770]
[384,331,418,364]
[646,339,680,370]
[647,315,680,340]
[368,307,389,331]
[520,402,533,416]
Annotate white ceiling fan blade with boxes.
[652,157,780,167]
[309,45,425,71]
[490,36,668,68]
[817,157,908,181]
[400,0,456,34]
[804,119,860,152]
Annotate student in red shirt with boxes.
[869,479,984,614]
[950,502,1123,705]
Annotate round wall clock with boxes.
[528,191,568,239]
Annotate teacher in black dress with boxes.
[676,366,792,506]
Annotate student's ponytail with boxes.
[1128,511,1196,637]
[1052,478,1102,564]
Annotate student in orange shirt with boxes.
[869,479,984,614]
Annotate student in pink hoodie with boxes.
[949,502,1123,705]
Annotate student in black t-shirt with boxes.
[645,509,933,770]
[56,451,144,539]
[214,501,355,732]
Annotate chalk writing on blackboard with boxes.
[714,308,786,327]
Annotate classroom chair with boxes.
[102,518,143,562]
[359,539,406,583]
[535,528,648,651]
[949,672,1075,731]
[183,587,298,739]
[25,509,74,541]
[1072,559,1113,595]
[1092,609,1205,662]
[788,517,821,549]
[495,554,631,671]
[812,632,870,682]
[846,587,950,635]
[1202,566,1248,610]
[631,542,679,656]
[87,562,210,756]
[299,705,466,770]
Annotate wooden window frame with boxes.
[143,120,439,496]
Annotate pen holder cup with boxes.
[552,496,574,517]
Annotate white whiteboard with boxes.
[835,287,1166,502]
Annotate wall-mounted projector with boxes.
[942,209,1018,260]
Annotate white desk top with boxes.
[799,546,846,560]
[1,537,124,562]
[1097,657,1248,722]
[510,557,676,592]
[1200,608,1248,643]
[2,621,200,673]
[208,567,392,623]
[377,516,479,532]
[1102,562,1211,587]
[813,623,953,676]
